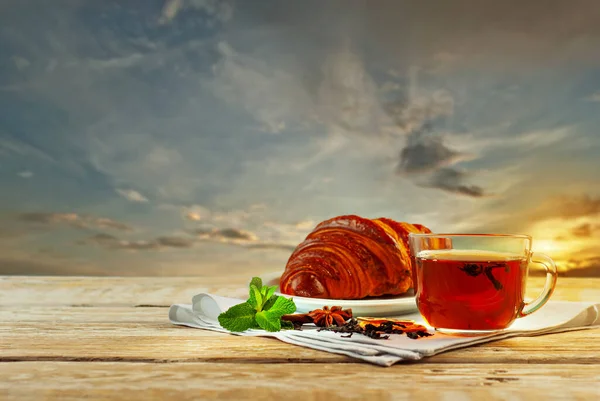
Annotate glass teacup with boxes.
[408,233,558,334]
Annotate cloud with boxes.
[87,54,144,70]
[560,256,600,277]
[81,233,194,251]
[159,0,183,23]
[586,91,600,102]
[188,0,233,23]
[0,137,55,162]
[192,227,302,251]
[210,41,310,133]
[17,212,133,231]
[11,55,30,70]
[423,168,487,198]
[193,227,258,242]
[385,85,454,136]
[446,126,575,155]
[155,236,195,248]
[571,223,593,238]
[532,194,600,221]
[181,203,313,243]
[397,134,468,174]
[183,204,212,221]
[314,44,383,136]
[116,188,149,203]
[114,241,161,251]
[387,81,483,196]
[182,204,253,227]
[209,40,391,142]
[181,203,310,248]
[17,170,33,178]
[159,0,233,25]
[294,220,316,230]
[80,232,119,245]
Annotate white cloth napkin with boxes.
[169,294,600,367]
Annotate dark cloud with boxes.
[17,212,133,231]
[192,227,258,242]
[423,168,486,198]
[572,223,593,238]
[155,236,195,248]
[398,135,465,174]
[77,232,119,246]
[215,228,257,241]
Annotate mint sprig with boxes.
[217,276,296,332]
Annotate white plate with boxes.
[263,272,418,317]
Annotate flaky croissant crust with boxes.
[279,215,431,300]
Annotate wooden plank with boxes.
[0,306,167,323]
[1,362,599,401]
[0,275,257,306]
[1,276,598,306]
[2,307,599,364]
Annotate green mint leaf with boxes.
[249,277,262,291]
[248,286,258,308]
[263,294,279,310]
[264,295,296,317]
[217,302,257,332]
[265,285,277,301]
[280,320,294,330]
[248,291,258,309]
[250,285,263,310]
[248,277,263,309]
[255,310,282,332]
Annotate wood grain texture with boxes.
[1,276,599,400]
[1,362,599,401]
[0,274,260,306]
[2,307,600,364]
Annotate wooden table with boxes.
[1,275,599,400]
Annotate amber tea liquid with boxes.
[415,250,528,331]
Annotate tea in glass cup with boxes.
[408,234,558,333]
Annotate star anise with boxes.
[308,306,353,327]
[458,263,508,291]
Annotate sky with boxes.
[1,0,600,277]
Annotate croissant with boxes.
[279,215,432,299]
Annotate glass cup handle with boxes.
[520,252,558,317]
